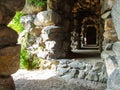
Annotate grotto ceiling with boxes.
[72,0,100,14]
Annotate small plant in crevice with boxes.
[27,55,41,70]
[20,47,30,69]
[20,47,45,70]
[18,27,46,70]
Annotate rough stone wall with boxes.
[19,0,72,59]
[47,0,74,51]
[101,0,120,90]
[0,0,25,90]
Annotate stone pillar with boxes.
[35,0,72,59]
[34,10,68,59]
[101,0,117,50]
[112,0,120,40]
[0,0,25,90]
[101,0,120,90]
[46,0,74,57]
[70,13,81,50]
[102,18,118,50]
[19,0,74,60]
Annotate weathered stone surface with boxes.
[103,30,118,42]
[71,31,81,50]
[112,41,120,56]
[62,69,77,79]
[0,6,15,25]
[47,0,73,37]
[78,70,86,79]
[45,41,56,50]
[103,53,118,76]
[37,50,48,59]
[112,0,120,40]
[34,11,61,26]
[92,62,104,73]
[46,49,66,59]
[40,26,70,59]
[102,0,115,13]
[85,71,98,82]
[0,76,15,90]
[40,60,59,70]
[85,63,93,72]
[29,27,42,37]
[0,0,24,89]
[107,69,120,90]
[1,0,25,11]
[101,11,111,19]
[69,60,85,69]
[0,26,18,46]
[19,25,70,59]
[104,43,113,50]
[0,45,21,75]
[101,51,115,60]
[99,69,108,83]
[0,0,25,25]
[58,64,68,68]
[57,67,70,76]
[104,18,115,31]
[58,59,72,65]
[20,15,35,30]
[41,26,65,41]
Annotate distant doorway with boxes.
[86,26,96,45]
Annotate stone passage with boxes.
[0,0,25,90]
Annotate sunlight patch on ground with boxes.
[12,69,57,80]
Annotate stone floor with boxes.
[71,48,102,64]
[12,69,106,90]
[12,48,107,90]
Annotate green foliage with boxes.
[29,0,46,7]
[20,47,42,70]
[18,27,45,70]
[8,11,24,34]
[7,5,46,70]
[20,48,30,69]
[28,55,41,70]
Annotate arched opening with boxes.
[71,0,101,51]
